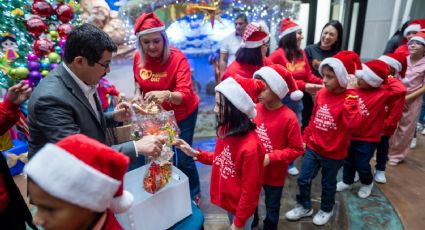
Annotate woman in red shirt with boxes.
[132,13,200,200]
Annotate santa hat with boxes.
[241,22,270,48]
[319,50,362,88]
[134,12,165,37]
[278,18,301,40]
[378,52,407,78]
[254,64,303,100]
[215,76,264,118]
[403,19,425,37]
[355,60,389,88]
[408,31,425,46]
[24,134,133,214]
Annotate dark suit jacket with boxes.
[28,64,136,159]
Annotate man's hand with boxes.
[144,90,170,104]
[305,83,323,94]
[7,81,31,105]
[135,135,166,157]
[113,101,132,122]
[346,74,358,89]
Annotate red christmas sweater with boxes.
[303,89,361,160]
[0,99,20,211]
[350,80,404,142]
[381,77,407,136]
[133,48,199,122]
[253,103,304,186]
[221,58,273,81]
[196,130,265,228]
[269,48,323,91]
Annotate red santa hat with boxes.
[319,50,362,88]
[253,64,303,100]
[24,134,133,214]
[215,76,265,118]
[403,19,425,37]
[241,22,270,48]
[278,18,301,40]
[355,60,389,88]
[134,12,165,37]
[408,31,425,46]
[378,52,407,78]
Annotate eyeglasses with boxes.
[95,61,110,70]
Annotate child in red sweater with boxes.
[251,64,304,229]
[285,51,362,226]
[176,76,266,230]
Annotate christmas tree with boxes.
[214,145,236,179]
[256,123,273,153]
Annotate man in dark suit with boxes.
[28,23,164,159]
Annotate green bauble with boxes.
[14,66,29,79]
[41,70,49,76]
[49,30,59,41]
[48,52,61,63]
[9,68,17,79]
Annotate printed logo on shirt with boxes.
[214,145,236,179]
[256,124,273,153]
[286,61,305,72]
[313,104,337,131]
[358,97,370,116]
[139,69,167,82]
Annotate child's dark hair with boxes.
[216,93,256,138]
[235,46,263,66]
[278,32,303,62]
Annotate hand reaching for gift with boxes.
[135,135,166,157]
[7,81,31,105]
[144,90,171,104]
[113,101,132,122]
[174,138,199,159]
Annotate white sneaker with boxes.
[421,128,425,135]
[285,204,313,220]
[374,170,386,184]
[358,183,373,198]
[287,166,299,176]
[336,181,352,192]
[354,172,360,182]
[410,138,417,149]
[417,122,424,131]
[313,209,334,226]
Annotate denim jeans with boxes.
[227,213,254,230]
[176,108,200,199]
[263,185,284,230]
[296,148,344,212]
[343,140,377,185]
[375,136,390,171]
[418,93,425,122]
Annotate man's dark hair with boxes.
[318,20,343,51]
[64,23,117,65]
[235,13,248,23]
[215,93,256,138]
[235,46,263,66]
[278,32,303,62]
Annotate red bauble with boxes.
[33,39,54,57]
[57,23,73,38]
[25,17,48,38]
[55,4,75,23]
[31,0,54,18]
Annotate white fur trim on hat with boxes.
[241,36,270,48]
[109,190,134,214]
[136,26,166,37]
[319,57,349,88]
[378,55,401,72]
[403,24,421,37]
[24,144,121,212]
[290,90,304,101]
[254,66,288,99]
[215,77,256,118]
[355,64,384,87]
[278,25,301,40]
[409,36,425,46]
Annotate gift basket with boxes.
[130,99,180,194]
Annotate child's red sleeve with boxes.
[343,89,362,130]
[195,148,215,165]
[268,118,304,164]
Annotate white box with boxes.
[115,165,192,230]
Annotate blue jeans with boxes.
[343,140,377,185]
[263,185,284,230]
[418,93,425,122]
[296,148,344,212]
[176,108,200,199]
[375,136,390,171]
[227,213,254,230]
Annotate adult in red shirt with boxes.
[132,13,200,200]
[0,81,36,229]
[221,22,273,83]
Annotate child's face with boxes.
[258,83,280,105]
[408,41,425,57]
[357,78,372,89]
[28,181,97,230]
[322,65,344,92]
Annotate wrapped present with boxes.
[115,165,192,230]
[1,139,28,176]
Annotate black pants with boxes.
[301,93,314,131]
[343,140,377,185]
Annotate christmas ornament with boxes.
[32,39,54,57]
[55,4,75,23]
[54,46,62,54]
[31,0,54,18]
[28,61,40,70]
[47,52,61,63]
[14,66,29,79]
[41,69,49,76]
[25,16,48,38]
[57,23,73,38]
[50,63,58,70]
[40,60,50,69]
[0,33,19,61]
[27,53,39,61]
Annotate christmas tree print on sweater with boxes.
[256,124,273,153]
[358,97,370,116]
[314,104,337,131]
[214,145,236,179]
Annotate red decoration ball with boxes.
[31,0,54,18]
[33,39,54,57]
[57,23,73,38]
[55,4,75,23]
[25,17,48,38]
